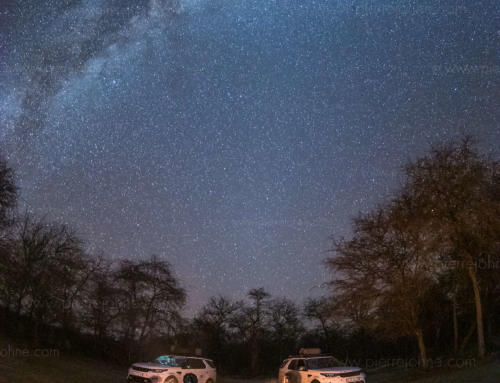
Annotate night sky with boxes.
[0,0,498,315]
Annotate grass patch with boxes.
[0,353,125,383]
[368,359,500,383]
[0,337,125,383]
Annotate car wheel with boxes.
[206,379,214,383]
[183,373,198,383]
[165,376,179,383]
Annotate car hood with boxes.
[131,362,169,370]
[310,367,362,374]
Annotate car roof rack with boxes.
[287,353,333,358]
[157,354,212,360]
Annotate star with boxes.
[0,0,498,316]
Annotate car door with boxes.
[183,358,206,383]
[295,359,308,383]
[285,359,303,383]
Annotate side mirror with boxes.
[298,366,307,371]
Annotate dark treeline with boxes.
[0,137,498,375]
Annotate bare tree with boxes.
[0,214,89,345]
[193,296,239,365]
[0,155,17,303]
[0,155,16,230]
[304,297,335,347]
[326,138,499,364]
[247,288,270,375]
[269,298,303,361]
[228,288,271,375]
[402,138,500,358]
[115,255,186,345]
[328,202,437,368]
[81,257,121,342]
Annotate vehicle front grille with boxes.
[127,374,152,383]
[132,366,150,372]
[339,371,361,378]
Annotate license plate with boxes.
[346,377,360,383]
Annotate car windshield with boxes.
[306,357,342,369]
[154,356,186,367]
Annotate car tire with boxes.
[183,373,198,383]
[206,379,214,383]
[165,376,179,383]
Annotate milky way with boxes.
[0,0,498,314]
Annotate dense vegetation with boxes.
[0,137,498,375]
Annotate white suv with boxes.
[127,355,216,383]
[278,355,366,383]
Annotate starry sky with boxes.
[0,0,499,315]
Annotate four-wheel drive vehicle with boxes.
[279,355,366,383]
[127,355,216,383]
